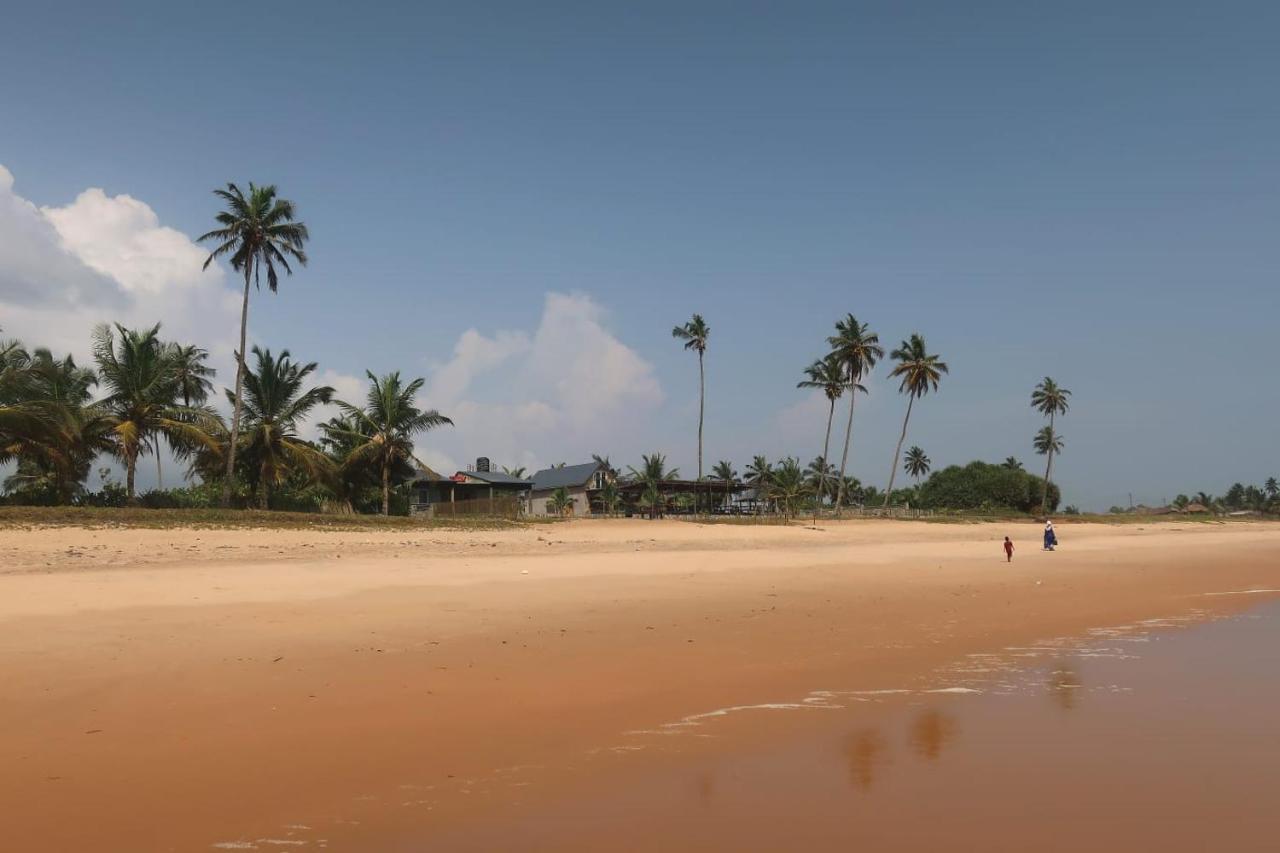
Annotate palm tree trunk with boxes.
[381,458,391,516]
[155,440,163,490]
[697,349,704,483]
[883,395,915,507]
[222,262,252,508]
[1040,412,1055,513]
[835,368,857,515]
[815,398,835,525]
[126,450,137,504]
[259,465,270,511]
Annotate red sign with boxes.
[450,473,467,483]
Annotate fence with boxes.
[417,495,526,520]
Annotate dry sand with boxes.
[2,518,1278,850]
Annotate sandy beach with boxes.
[3,518,1279,851]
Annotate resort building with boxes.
[410,458,532,516]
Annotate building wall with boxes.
[529,486,591,517]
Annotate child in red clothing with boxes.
[1003,536,1014,562]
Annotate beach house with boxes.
[528,461,612,516]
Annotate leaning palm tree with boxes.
[672,314,710,502]
[1031,377,1072,512]
[333,371,452,515]
[798,353,851,514]
[882,334,948,506]
[904,446,931,481]
[92,323,219,502]
[827,315,882,512]
[1033,426,1064,507]
[199,183,310,507]
[234,347,335,509]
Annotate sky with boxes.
[2,0,1277,510]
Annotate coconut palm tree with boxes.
[1002,456,1024,471]
[92,323,219,502]
[549,486,575,517]
[1265,478,1278,501]
[798,353,851,513]
[599,479,621,516]
[770,457,807,520]
[1031,377,1072,512]
[904,446,931,481]
[333,371,452,515]
[198,183,310,507]
[671,314,710,484]
[627,452,678,519]
[232,347,335,509]
[882,334,948,506]
[827,315,882,511]
[711,460,737,510]
[167,343,215,408]
[1033,426,1064,501]
[502,465,528,479]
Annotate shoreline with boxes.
[2,520,1278,850]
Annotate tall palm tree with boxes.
[333,372,452,515]
[671,314,710,484]
[1002,456,1024,471]
[233,347,334,509]
[1266,477,1279,501]
[798,353,850,513]
[1033,426,1064,506]
[1031,377,1072,512]
[827,315,882,511]
[199,183,310,507]
[168,343,215,408]
[904,446,931,481]
[92,323,219,502]
[882,334,948,506]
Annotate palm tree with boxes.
[672,314,711,500]
[882,334,948,506]
[827,315,882,511]
[627,453,678,519]
[904,446,931,481]
[1265,478,1278,501]
[199,183,310,507]
[744,454,775,513]
[599,479,621,516]
[798,353,848,514]
[334,371,452,515]
[92,323,219,502]
[711,459,737,510]
[168,343,215,408]
[549,486,576,517]
[1033,426,1064,504]
[770,457,807,520]
[502,465,528,479]
[233,347,334,509]
[1002,456,1024,471]
[1031,377,1072,512]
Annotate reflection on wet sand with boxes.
[843,728,889,791]
[1047,665,1082,710]
[909,709,958,761]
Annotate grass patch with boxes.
[0,505,537,532]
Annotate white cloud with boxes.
[416,292,664,474]
[0,164,240,383]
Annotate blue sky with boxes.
[2,1,1277,509]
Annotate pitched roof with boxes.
[531,462,601,491]
[462,470,533,486]
[411,464,449,483]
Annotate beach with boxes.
[3,518,1279,851]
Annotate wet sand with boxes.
[1,519,1278,851]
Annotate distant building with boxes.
[529,462,612,516]
[410,459,532,515]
